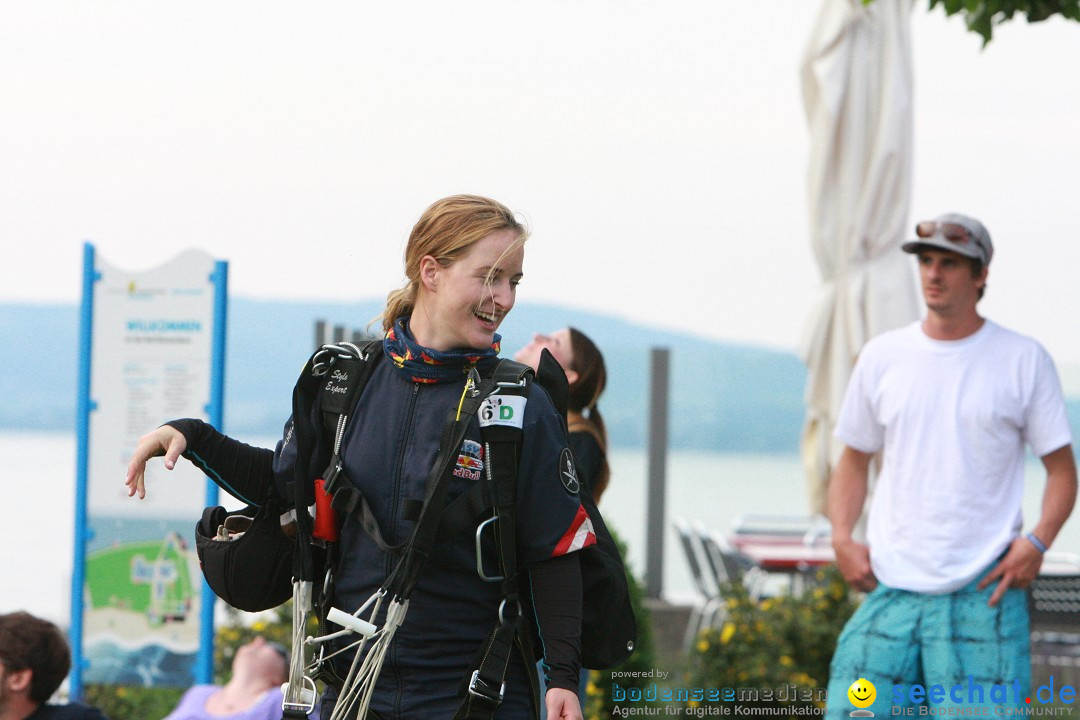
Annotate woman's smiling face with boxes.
[414,228,524,352]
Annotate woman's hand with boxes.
[545,687,583,720]
[125,425,187,499]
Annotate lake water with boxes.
[3,431,1077,626]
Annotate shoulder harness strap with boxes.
[454,357,549,720]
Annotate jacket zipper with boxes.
[387,380,420,712]
[389,381,421,556]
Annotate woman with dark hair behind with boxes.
[515,328,610,717]
[514,330,609,505]
[515,328,609,503]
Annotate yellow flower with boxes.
[720,622,735,645]
[779,655,793,667]
[696,638,710,653]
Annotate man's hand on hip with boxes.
[833,537,877,593]
[977,536,1043,607]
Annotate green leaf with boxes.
[1027,0,1060,22]
[968,8,996,43]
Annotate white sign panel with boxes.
[81,248,223,687]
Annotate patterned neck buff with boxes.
[383,317,501,384]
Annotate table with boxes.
[730,540,836,573]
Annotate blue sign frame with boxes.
[70,243,228,697]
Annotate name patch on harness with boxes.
[478,395,527,429]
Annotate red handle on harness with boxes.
[313,478,340,542]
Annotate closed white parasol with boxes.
[799,0,921,514]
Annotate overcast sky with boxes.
[2,2,1079,367]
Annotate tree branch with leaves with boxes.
[864,0,1080,44]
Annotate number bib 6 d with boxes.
[478,394,527,429]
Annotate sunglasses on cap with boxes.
[915,221,988,256]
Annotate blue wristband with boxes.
[1025,532,1048,554]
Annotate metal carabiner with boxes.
[311,341,365,376]
[281,675,317,716]
[497,597,523,624]
[494,377,529,390]
[475,515,504,582]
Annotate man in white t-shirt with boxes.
[824,213,1077,717]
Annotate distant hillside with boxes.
[0,304,79,430]
[4,299,1078,452]
[0,299,812,452]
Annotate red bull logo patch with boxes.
[454,439,484,481]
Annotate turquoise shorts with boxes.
[824,569,1030,718]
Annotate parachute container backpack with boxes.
[194,498,293,613]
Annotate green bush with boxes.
[82,683,183,720]
[683,565,858,714]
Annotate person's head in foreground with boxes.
[381,194,529,352]
[0,611,72,717]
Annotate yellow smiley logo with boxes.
[847,678,876,708]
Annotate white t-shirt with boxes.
[834,320,1072,593]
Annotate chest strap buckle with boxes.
[468,669,506,704]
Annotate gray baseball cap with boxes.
[902,212,993,266]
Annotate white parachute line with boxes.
[310,595,386,681]
[282,581,313,711]
[327,597,410,720]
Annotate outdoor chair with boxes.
[694,521,768,603]
[674,516,722,651]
